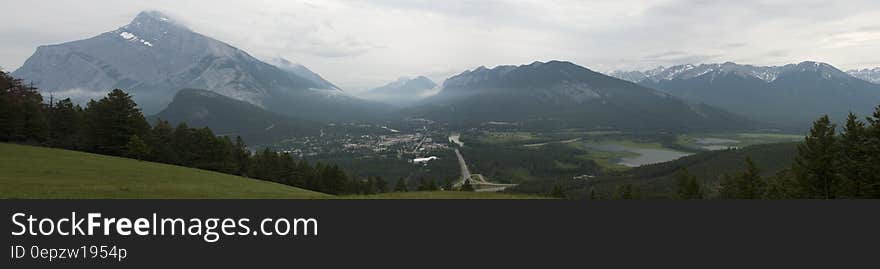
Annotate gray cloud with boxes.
[1,0,880,89]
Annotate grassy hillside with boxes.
[0,143,330,199]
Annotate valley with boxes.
[251,114,804,194]
[3,9,879,200]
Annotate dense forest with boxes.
[0,71,395,195]
[537,109,880,199]
[673,112,880,199]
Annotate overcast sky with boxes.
[2,0,880,91]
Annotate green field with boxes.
[0,143,330,199]
[677,132,803,150]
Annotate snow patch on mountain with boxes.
[847,68,880,84]
[610,61,853,84]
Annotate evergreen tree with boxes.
[793,115,840,199]
[84,89,149,156]
[862,105,880,198]
[616,184,635,200]
[418,178,438,191]
[148,120,180,164]
[232,136,250,176]
[375,176,388,193]
[0,71,47,142]
[839,113,869,198]
[47,98,84,149]
[550,183,566,198]
[720,157,765,199]
[124,135,151,160]
[394,177,408,192]
[764,169,800,199]
[675,169,702,199]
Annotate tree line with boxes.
[0,71,403,195]
[673,109,880,199]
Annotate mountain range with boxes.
[847,68,880,84]
[610,62,880,127]
[11,11,384,122]
[407,61,754,131]
[359,76,437,106]
[11,10,879,135]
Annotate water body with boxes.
[587,143,692,167]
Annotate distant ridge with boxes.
[407,60,755,132]
[610,61,880,127]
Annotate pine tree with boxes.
[839,113,869,198]
[394,177,408,192]
[616,184,635,200]
[764,169,800,199]
[46,98,84,149]
[232,136,250,176]
[124,135,151,160]
[550,183,566,198]
[738,157,765,199]
[148,120,180,164]
[863,105,880,198]
[84,89,149,156]
[0,71,47,142]
[793,115,839,199]
[675,169,702,199]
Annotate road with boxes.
[452,149,473,187]
[451,148,516,191]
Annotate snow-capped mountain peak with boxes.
[610,61,854,84]
[11,10,383,122]
[847,67,880,84]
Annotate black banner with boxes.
[3,200,879,268]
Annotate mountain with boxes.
[406,61,754,131]
[12,11,383,121]
[268,57,340,90]
[151,89,322,145]
[612,62,880,127]
[847,68,880,84]
[360,76,437,106]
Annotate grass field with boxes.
[475,131,540,145]
[677,132,803,150]
[0,143,543,199]
[0,143,330,199]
